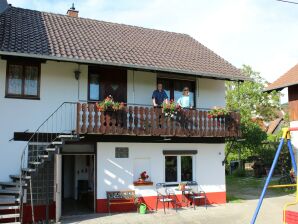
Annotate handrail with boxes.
[19,102,77,223]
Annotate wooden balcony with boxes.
[76,103,241,138]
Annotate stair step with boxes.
[0,213,20,219]
[38,154,49,159]
[45,147,56,152]
[0,205,20,210]
[3,222,21,224]
[0,197,19,205]
[0,189,20,195]
[0,182,27,188]
[10,175,30,181]
[29,161,42,165]
[52,141,63,145]
[22,168,36,173]
[58,134,77,138]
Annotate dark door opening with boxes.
[62,155,95,216]
[88,66,127,102]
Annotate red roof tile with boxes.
[266,64,298,91]
[0,6,247,80]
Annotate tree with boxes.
[226,65,281,123]
[225,65,282,170]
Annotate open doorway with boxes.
[62,154,95,216]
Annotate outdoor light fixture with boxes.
[74,69,81,80]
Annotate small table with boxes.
[175,187,192,205]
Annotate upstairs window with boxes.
[5,61,40,99]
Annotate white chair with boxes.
[187,181,207,210]
[155,183,178,214]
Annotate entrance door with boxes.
[54,154,62,222]
[88,66,127,102]
[61,154,95,216]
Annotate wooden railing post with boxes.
[81,103,87,134]
[87,103,94,133]
[94,104,99,133]
[74,102,241,138]
[76,103,81,134]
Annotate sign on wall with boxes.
[115,147,129,158]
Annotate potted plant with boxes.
[207,107,230,118]
[134,196,147,214]
[95,95,125,112]
[139,171,149,182]
[162,100,181,119]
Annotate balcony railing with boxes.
[76,103,241,138]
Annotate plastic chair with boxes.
[155,183,178,214]
[186,181,207,210]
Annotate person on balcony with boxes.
[152,83,168,107]
[177,87,193,109]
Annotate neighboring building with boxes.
[0,1,246,223]
[266,64,298,182]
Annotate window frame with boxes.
[164,154,195,183]
[157,78,196,107]
[5,60,41,100]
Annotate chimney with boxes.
[0,0,8,14]
[67,3,78,17]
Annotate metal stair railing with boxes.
[19,102,77,223]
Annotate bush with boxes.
[233,168,246,177]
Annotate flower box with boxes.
[133,181,154,186]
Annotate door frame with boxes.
[55,152,97,219]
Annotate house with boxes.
[0,1,246,223]
[266,64,298,180]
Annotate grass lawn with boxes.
[226,175,296,202]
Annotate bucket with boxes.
[139,203,147,214]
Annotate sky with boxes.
[8,0,298,101]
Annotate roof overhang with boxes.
[0,51,250,82]
[265,82,298,93]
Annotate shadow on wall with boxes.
[104,159,133,190]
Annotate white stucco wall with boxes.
[127,70,156,105]
[96,142,226,199]
[0,58,227,183]
[0,59,88,181]
[126,71,226,109]
[198,78,226,108]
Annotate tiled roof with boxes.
[266,64,298,91]
[0,6,247,80]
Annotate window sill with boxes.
[133,181,153,186]
[5,95,40,100]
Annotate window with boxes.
[89,73,102,101]
[6,61,40,99]
[157,78,196,107]
[165,155,194,182]
[88,67,127,102]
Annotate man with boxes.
[152,83,168,106]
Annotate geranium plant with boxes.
[162,100,181,118]
[95,95,125,112]
[139,171,149,181]
[207,107,231,119]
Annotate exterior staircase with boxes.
[0,102,78,223]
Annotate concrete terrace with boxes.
[61,194,296,224]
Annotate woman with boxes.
[177,87,193,108]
